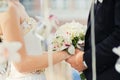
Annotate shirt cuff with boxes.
[83,61,88,68]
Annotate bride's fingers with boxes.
[65,57,70,62]
[75,49,82,54]
[65,57,73,64]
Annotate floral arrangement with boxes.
[51,21,87,54]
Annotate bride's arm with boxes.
[17,51,70,73]
[1,5,70,73]
[0,5,27,59]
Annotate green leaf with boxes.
[80,72,86,80]
[79,33,85,40]
[72,36,79,48]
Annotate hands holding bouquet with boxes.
[51,21,87,72]
[51,21,87,55]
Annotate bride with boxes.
[0,0,71,80]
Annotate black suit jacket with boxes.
[83,0,120,80]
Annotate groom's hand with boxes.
[65,49,87,72]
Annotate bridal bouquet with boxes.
[51,21,87,54]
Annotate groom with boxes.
[66,0,120,80]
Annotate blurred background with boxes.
[20,0,91,25]
[0,1,92,80]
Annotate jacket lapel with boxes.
[85,0,100,50]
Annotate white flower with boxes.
[115,58,120,73]
[0,42,22,75]
[113,46,120,56]
[51,21,86,54]
[0,41,22,63]
[98,0,103,3]
[113,46,120,73]
[68,45,75,55]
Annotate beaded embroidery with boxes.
[21,17,45,74]
[21,17,37,35]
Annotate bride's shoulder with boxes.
[7,5,19,16]
[0,5,19,20]
[0,6,20,28]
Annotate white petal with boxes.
[5,42,22,52]
[0,42,22,62]
[9,52,21,62]
[115,58,120,73]
[0,47,7,63]
[0,57,6,64]
[68,45,75,55]
[98,0,103,3]
[60,45,68,51]
[113,47,120,56]
[0,62,7,74]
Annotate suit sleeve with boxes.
[83,0,120,71]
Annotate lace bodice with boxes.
[20,17,37,35]
[21,17,43,55]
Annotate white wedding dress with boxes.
[6,17,46,80]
